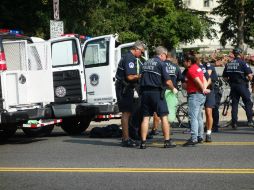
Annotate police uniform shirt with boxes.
[115,51,139,83]
[199,63,210,80]
[164,60,183,88]
[223,58,252,84]
[141,56,171,88]
[205,62,218,83]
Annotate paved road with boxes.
[0,120,254,190]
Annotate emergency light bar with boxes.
[0,28,24,36]
[61,33,92,40]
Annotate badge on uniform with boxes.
[129,62,135,68]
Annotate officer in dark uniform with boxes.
[149,53,182,135]
[203,59,218,141]
[222,48,254,129]
[115,41,146,147]
[139,46,177,149]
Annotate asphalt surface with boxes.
[0,120,254,190]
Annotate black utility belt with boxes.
[141,87,161,91]
[116,80,136,88]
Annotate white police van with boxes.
[0,31,145,139]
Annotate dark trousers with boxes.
[212,86,222,130]
[230,83,253,124]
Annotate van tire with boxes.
[0,124,18,141]
[61,117,92,135]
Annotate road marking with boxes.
[0,168,254,174]
[152,142,254,146]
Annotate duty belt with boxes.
[141,86,161,91]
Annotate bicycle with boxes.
[175,77,226,129]
[176,101,189,128]
[219,93,248,128]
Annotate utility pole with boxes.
[53,0,60,20]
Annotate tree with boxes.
[213,0,254,49]
[0,0,215,50]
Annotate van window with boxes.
[83,38,109,68]
[52,40,79,67]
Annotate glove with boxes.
[173,88,178,94]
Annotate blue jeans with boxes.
[188,93,206,142]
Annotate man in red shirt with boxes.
[182,54,209,146]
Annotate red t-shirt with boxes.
[186,64,204,93]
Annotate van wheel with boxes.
[61,117,92,135]
[22,125,54,137]
[0,124,18,141]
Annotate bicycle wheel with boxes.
[218,101,246,128]
[176,102,189,128]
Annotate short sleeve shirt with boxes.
[223,58,252,84]
[205,63,218,82]
[199,63,209,80]
[141,56,171,88]
[186,64,204,93]
[164,60,183,88]
[115,51,139,84]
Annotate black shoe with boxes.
[205,134,212,142]
[247,121,254,128]
[183,139,197,147]
[140,141,146,149]
[197,136,204,144]
[149,129,159,136]
[122,138,136,147]
[232,123,238,130]
[164,139,176,148]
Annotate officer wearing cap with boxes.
[115,40,146,147]
[223,47,254,129]
[139,46,177,149]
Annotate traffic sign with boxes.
[50,20,64,39]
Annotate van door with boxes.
[1,40,54,110]
[49,37,86,104]
[82,35,117,104]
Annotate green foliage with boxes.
[0,0,215,50]
[213,0,254,48]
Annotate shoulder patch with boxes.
[128,62,135,68]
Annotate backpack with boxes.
[89,124,122,138]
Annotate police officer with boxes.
[115,41,146,147]
[149,53,182,136]
[202,57,218,142]
[139,46,177,149]
[222,48,254,129]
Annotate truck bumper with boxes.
[52,103,119,118]
[0,107,53,124]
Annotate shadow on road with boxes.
[63,138,121,147]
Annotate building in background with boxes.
[179,0,254,54]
